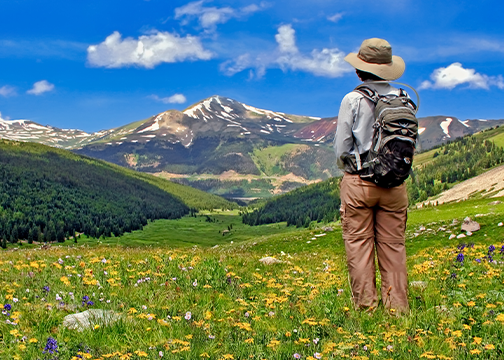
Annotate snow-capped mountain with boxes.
[1,96,504,180]
[0,115,113,149]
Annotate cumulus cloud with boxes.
[0,85,16,97]
[87,31,212,68]
[151,93,187,104]
[327,12,344,23]
[221,24,351,78]
[27,80,54,95]
[419,62,504,90]
[175,0,267,31]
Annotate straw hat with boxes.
[344,38,405,80]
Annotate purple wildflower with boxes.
[293,354,301,359]
[43,337,58,354]
[476,259,481,263]
[456,253,464,263]
[489,245,496,253]
[457,243,466,250]
[43,286,50,293]
[4,304,12,311]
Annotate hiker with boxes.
[334,38,412,313]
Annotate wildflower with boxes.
[244,312,250,317]
[500,245,504,254]
[293,354,301,359]
[456,253,464,263]
[313,338,319,345]
[386,345,393,352]
[43,286,50,293]
[4,304,12,311]
[476,259,481,263]
[450,273,457,279]
[473,337,482,345]
[159,351,164,357]
[185,312,192,320]
[470,349,481,355]
[485,344,495,350]
[489,245,496,253]
[193,279,198,287]
[142,305,147,310]
[244,338,254,344]
[208,335,215,339]
[314,353,322,359]
[101,258,107,264]
[43,337,58,354]
[363,345,368,351]
[467,301,476,307]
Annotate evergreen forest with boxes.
[0,140,190,247]
[241,177,341,227]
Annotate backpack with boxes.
[353,83,419,188]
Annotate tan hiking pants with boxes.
[340,173,409,312]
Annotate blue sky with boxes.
[1,0,503,132]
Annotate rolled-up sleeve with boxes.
[334,94,356,169]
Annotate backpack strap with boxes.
[353,85,380,103]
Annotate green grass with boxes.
[3,197,504,359]
[251,144,302,176]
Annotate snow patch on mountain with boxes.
[458,119,470,128]
[440,117,452,138]
[418,127,426,135]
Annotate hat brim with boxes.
[344,53,405,81]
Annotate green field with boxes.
[2,197,504,359]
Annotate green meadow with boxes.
[2,197,504,359]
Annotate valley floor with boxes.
[2,198,504,359]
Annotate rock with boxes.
[456,234,466,239]
[63,309,120,332]
[499,222,504,227]
[410,281,427,290]
[461,217,480,232]
[419,226,426,231]
[322,227,334,232]
[475,214,487,218]
[314,233,326,237]
[212,245,219,249]
[488,201,502,205]
[466,231,472,236]
[449,234,456,240]
[451,219,459,226]
[413,233,420,237]
[437,227,446,232]
[259,257,282,265]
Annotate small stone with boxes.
[466,231,472,236]
[488,201,502,205]
[419,226,426,231]
[306,241,311,244]
[322,227,334,232]
[461,217,480,232]
[259,257,282,265]
[449,234,456,240]
[456,234,466,239]
[410,281,427,290]
[414,233,420,237]
[498,222,503,227]
[63,309,119,332]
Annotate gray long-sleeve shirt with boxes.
[334,81,403,170]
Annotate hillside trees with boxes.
[407,137,504,203]
[242,177,341,227]
[0,140,189,245]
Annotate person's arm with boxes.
[334,94,356,169]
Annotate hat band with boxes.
[357,51,392,65]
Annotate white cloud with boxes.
[327,12,344,23]
[221,24,352,78]
[27,80,55,95]
[87,31,212,68]
[275,24,297,54]
[419,62,504,90]
[152,93,187,104]
[175,1,267,31]
[0,85,16,97]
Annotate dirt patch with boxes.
[420,164,504,206]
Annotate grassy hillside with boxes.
[2,197,504,359]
